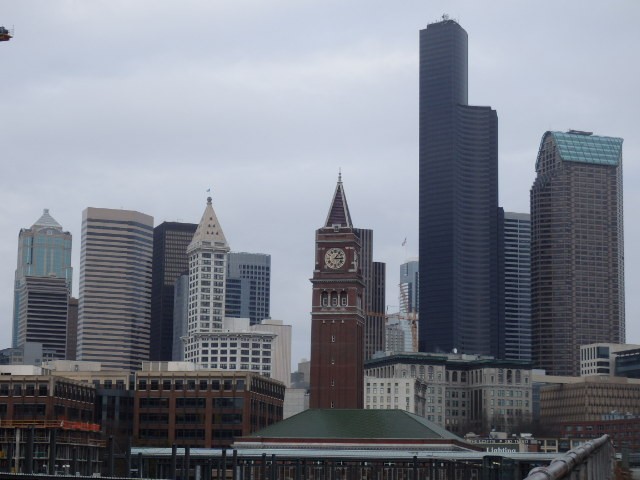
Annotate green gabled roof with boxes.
[250,409,461,440]
[547,131,623,166]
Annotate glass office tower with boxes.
[12,209,72,352]
[418,18,501,356]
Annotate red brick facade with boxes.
[310,179,365,409]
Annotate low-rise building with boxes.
[365,353,533,435]
[134,362,285,448]
[364,376,427,415]
[580,343,640,376]
[536,373,640,428]
[0,366,103,475]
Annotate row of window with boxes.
[137,378,246,392]
[138,397,244,409]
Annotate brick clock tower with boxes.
[310,174,365,409]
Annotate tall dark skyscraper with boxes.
[354,228,386,360]
[150,221,197,361]
[418,17,501,356]
[531,130,624,376]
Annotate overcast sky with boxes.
[1,1,639,369]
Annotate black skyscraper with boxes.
[419,18,502,357]
[150,221,197,361]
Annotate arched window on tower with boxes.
[331,291,339,306]
[341,291,348,306]
[321,291,329,307]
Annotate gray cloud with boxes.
[1,1,639,367]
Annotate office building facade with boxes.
[16,276,69,359]
[531,131,624,376]
[418,18,501,357]
[365,353,532,435]
[150,222,197,361]
[400,259,419,315]
[226,252,271,325]
[77,208,154,371]
[502,212,531,362]
[12,209,72,350]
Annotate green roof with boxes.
[249,409,461,440]
[548,131,623,166]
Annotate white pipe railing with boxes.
[525,435,615,480]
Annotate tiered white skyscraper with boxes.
[183,197,230,366]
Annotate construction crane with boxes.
[0,26,13,42]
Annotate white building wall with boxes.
[252,319,291,387]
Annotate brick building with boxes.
[134,367,285,448]
[0,368,103,475]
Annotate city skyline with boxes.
[1,2,639,368]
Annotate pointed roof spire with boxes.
[324,172,353,228]
[188,196,229,253]
[32,208,63,230]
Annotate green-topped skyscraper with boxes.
[531,130,625,376]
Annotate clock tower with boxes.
[310,174,365,409]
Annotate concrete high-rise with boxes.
[418,17,501,356]
[226,252,271,325]
[77,208,154,371]
[502,212,531,362]
[150,221,197,361]
[12,209,72,356]
[531,130,624,376]
[183,197,230,366]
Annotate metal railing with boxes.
[524,435,615,480]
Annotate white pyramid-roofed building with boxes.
[181,196,285,379]
[184,197,231,366]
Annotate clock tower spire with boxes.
[310,174,365,409]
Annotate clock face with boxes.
[325,248,346,269]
